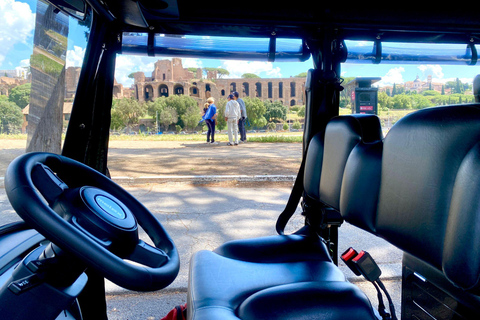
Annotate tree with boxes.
[267,122,276,131]
[243,97,267,128]
[159,106,178,131]
[110,98,147,132]
[9,83,31,109]
[147,96,167,120]
[215,98,227,130]
[294,72,308,77]
[163,95,198,128]
[0,99,23,134]
[204,67,229,78]
[242,73,260,79]
[391,94,412,109]
[292,121,302,130]
[411,95,433,109]
[264,100,287,122]
[297,105,306,117]
[378,91,393,111]
[181,104,202,130]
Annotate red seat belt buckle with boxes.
[341,247,362,276]
[352,250,382,282]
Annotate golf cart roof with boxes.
[61,1,478,64]
[85,2,480,43]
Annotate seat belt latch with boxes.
[341,247,362,276]
[352,250,382,282]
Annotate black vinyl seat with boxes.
[187,114,383,320]
[373,104,480,317]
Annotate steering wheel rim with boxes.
[4,152,179,291]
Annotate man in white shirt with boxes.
[225,94,241,145]
[232,91,247,142]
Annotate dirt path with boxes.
[0,139,302,179]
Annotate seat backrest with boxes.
[310,114,383,212]
[375,105,480,291]
[339,121,383,234]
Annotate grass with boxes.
[1,132,303,143]
[112,132,303,143]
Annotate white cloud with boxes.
[0,0,35,67]
[376,67,405,86]
[220,60,282,78]
[66,46,86,68]
[182,58,203,69]
[114,55,157,87]
[418,64,444,81]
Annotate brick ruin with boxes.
[132,58,306,106]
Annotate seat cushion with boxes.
[188,250,346,320]
[213,231,332,263]
[238,282,377,320]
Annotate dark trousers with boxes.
[238,117,247,141]
[206,119,215,142]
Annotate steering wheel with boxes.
[4,152,179,291]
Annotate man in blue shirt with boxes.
[232,91,247,142]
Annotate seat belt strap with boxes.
[341,248,398,320]
[275,155,306,235]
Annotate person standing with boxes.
[232,91,247,142]
[199,97,218,144]
[225,94,240,146]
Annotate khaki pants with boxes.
[227,118,239,144]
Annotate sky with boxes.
[2,0,480,89]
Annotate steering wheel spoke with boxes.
[127,240,169,268]
[31,163,69,205]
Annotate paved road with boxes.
[0,181,402,319]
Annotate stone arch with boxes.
[230,82,237,93]
[145,85,154,101]
[112,86,121,98]
[255,82,262,97]
[290,99,296,106]
[174,84,184,95]
[190,82,199,97]
[290,82,296,97]
[159,84,169,97]
[242,82,249,96]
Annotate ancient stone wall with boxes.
[134,59,306,106]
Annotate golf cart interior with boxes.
[2,1,480,319]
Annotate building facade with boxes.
[133,58,306,106]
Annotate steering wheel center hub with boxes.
[95,195,127,219]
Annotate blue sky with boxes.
[2,0,480,89]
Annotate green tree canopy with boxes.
[182,105,202,130]
[111,98,147,132]
[0,99,23,134]
[242,73,260,79]
[215,98,227,130]
[9,83,31,109]
[243,97,267,128]
[264,100,287,122]
[159,106,178,131]
[294,72,308,77]
[204,67,230,78]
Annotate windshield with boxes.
[1,0,480,212]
